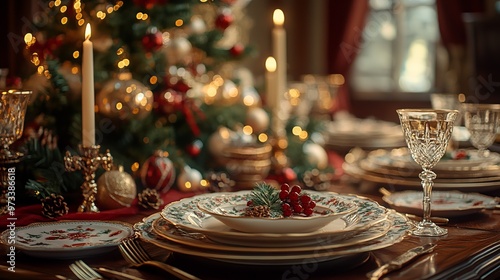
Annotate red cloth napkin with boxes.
[0,189,195,230]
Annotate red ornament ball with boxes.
[186,139,203,157]
[142,28,163,52]
[140,151,176,193]
[282,167,297,182]
[229,43,245,57]
[215,13,234,30]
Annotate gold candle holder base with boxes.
[64,145,113,213]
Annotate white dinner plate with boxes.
[160,191,388,247]
[0,220,134,259]
[382,191,498,217]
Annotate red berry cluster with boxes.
[279,183,316,217]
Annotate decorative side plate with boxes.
[382,191,498,217]
[0,220,134,259]
[197,192,358,233]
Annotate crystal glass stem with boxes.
[413,169,447,236]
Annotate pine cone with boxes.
[245,205,271,217]
[41,194,69,219]
[137,188,164,210]
[206,172,235,192]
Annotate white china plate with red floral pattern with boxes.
[196,192,358,233]
[0,220,134,259]
[382,191,498,217]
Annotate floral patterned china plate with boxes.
[0,220,134,259]
[196,192,358,233]
[382,191,498,217]
[161,191,388,247]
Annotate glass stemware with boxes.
[0,89,32,213]
[397,109,458,237]
[461,103,500,158]
[0,89,32,161]
[430,93,463,151]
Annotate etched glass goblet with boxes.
[397,109,458,236]
[0,89,32,160]
[0,89,32,213]
[461,103,500,158]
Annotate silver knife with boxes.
[367,243,436,280]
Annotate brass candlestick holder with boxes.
[64,145,113,213]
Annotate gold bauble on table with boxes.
[96,166,137,210]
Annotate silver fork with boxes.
[119,238,201,280]
[69,260,103,280]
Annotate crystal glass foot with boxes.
[397,109,459,237]
[462,103,500,158]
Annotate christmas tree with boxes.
[18,0,333,201]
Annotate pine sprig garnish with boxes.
[249,183,282,213]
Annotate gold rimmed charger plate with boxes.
[134,211,410,266]
[151,215,392,253]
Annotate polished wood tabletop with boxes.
[1,181,499,280]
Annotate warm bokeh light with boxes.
[258,133,268,142]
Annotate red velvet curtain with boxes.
[327,0,369,113]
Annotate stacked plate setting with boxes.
[343,147,500,192]
[323,117,405,153]
[134,191,411,266]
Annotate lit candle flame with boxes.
[273,9,284,26]
[85,23,91,40]
[265,56,276,72]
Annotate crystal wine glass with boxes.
[461,103,500,158]
[397,109,458,236]
[0,89,32,161]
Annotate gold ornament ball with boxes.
[303,142,329,170]
[97,168,137,210]
[207,126,235,166]
[96,72,153,121]
[177,165,203,192]
[246,107,269,134]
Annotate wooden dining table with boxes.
[1,177,499,280]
